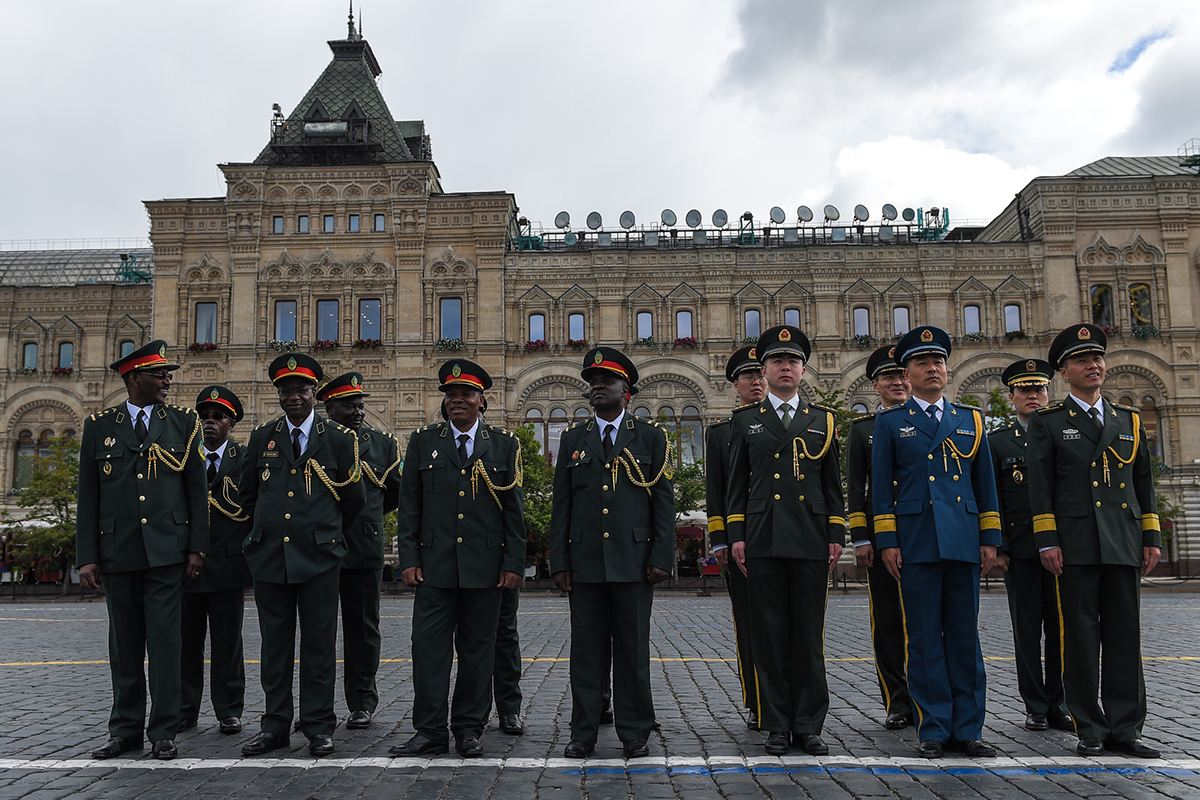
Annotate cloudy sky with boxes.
[2,0,1198,244]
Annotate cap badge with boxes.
[1078,327,1091,340]
[748,348,756,360]
[779,329,792,342]
[159,345,166,358]
[888,347,896,358]
[920,329,934,342]
[287,356,297,371]
[351,376,359,388]
[210,389,220,400]
[1026,360,1036,372]
[452,363,462,378]
[594,351,604,365]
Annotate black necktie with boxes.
[207,453,219,485]
[457,433,470,462]
[927,405,940,424]
[292,428,302,459]
[603,425,615,459]
[134,411,147,445]
[1088,407,1102,430]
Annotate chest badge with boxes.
[900,426,917,438]
[261,467,271,481]
[748,423,764,435]
[431,450,438,459]
[1062,428,1080,440]
[267,440,275,450]
[104,436,116,447]
[103,461,113,476]
[1012,469,1024,484]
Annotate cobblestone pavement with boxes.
[2,588,1200,799]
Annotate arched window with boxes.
[568,313,585,341]
[676,310,693,339]
[1091,285,1113,327]
[525,409,546,463]
[679,405,703,466]
[528,313,546,343]
[36,431,53,461]
[573,407,590,422]
[893,306,911,336]
[744,310,761,338]
[784,308,801,328]
[12,430,34,491]
[853,307,871,337]
[851,402,869,415]
[636,312,653,340]
[57,342,73,369]
[1129,284,1153,327]
[1141,396,1162,458]
[1003,304,1022,333]
[547,408,569,466]
[963,305,981,335]
[22,343,37,369]
[633,406,651,418]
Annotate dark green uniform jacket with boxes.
[1027,398,1160,564]
[988,423,1037,558]
[344,425,402,570]
[237,414,366,583]
[77,403,210,571]
[550,415,675,581]
[188,439,252,593]
[396,421,526,588]
[725,399,846,555]
[846,414,879,547]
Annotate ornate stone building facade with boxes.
[3,24,1198,569]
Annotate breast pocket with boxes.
[484,458,509,483]
[96,449,123,480]
[567,458,590,488]
[420,459,446,492]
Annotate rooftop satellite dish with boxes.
[769,206,786,224]
[797,205,814,223]
[712,209,728,227]
[824,205,840,222]
[586,212,602,230]
[661,209,677,226]
[882,203,897,221]
[902,207,915,222]
[685,209,702,228]
[565,232,578,245]
[554,211,570,229]
[619,210,636,229]
[854,204,869,222]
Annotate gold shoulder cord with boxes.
[941,409,982,475]
[1102,410,1140,486]
[611,428,674,497]
[210,475,249,522]
[792,411,835,480]
[470,443,524,509]
[147,416,202,479]
[362,439,403,488]
[305,433,362,500]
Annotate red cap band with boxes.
[118,352,169,376]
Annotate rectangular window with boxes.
[374,213,386,232]
[964,305,981,334]
[676,310,693,339]
[440,298,463,339]
[853,307,870,337]
[359,299,381,340]
[568,313,585,341]
[272,216,284,234]
[893,306,910,335]
[744,310,761,338]
[297,215,309,233]
[1004,304,1022,333]
[323,214,335,233]
[637,312,653,339]
[195,302,218,344]
[58,342,73,369]
[349,214,360,233]
[120,340,135,358]
[784,308,800,327]
[275,300,297,341]
[529,313,546,341]
[22,343,37,368]
[316,300,339,342]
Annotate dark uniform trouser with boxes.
[338,567,383,714]
[492,586,523,717]
[1057,563,1146,742]
[898,561,986,744]
[725,563,759,717]
[569,581,654,745]
[1004,557,1066,717]
[253,567,340,738]
[103,564,185,743]
[180,588,246,721]
[866,558,910,718]
[746,558,829,735]
[411,585,502,741]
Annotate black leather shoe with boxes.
[1050,714,1075,732]
[389,733,449,756]
[797,734,829,755]
[885,712,911,730]
[600,708,614,724]
[1024,713,1049,731]
[346,710,372,730]
[623,740,649,758]
[218,717,242,735]
[1108,738,1160,758]
[651,719,661,731]
[241,731,290,756]
[309,735,335,757]
[177,718,197,733]
[746,710,760,730]
[151,739,177,760]
[1076,737,1105,756]
[455,734,484,758]
[764,731,790,755]
[918,740,945,759]
[961,739,996,757]
[91,736,142,759]
[499,714,524,735]
[564,740,595,758]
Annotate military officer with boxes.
[317,372,401,731]
[390,360,526,758]
[1027,324,1161,758]
[871,325,1001,759]
[237,354,366,758]
[76,340,209,761]
[179,386,253,736]
[846,344,912,730]
[989,360,1073,733]
[704,344,765,730]
[550,347,674,759]
[725,325,845,756]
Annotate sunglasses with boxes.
[198,410,230,421]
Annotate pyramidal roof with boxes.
[254,13,428,166]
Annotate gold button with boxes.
[1120,483,1126,489]
[458,513,464,520]
[799,495,805,501]
[928,454,933,460]
[603,532,610,538]
[929,476,935,481]
[603,485,609,491]
[461,469,466,475]
[285,513,291,519]
[1122,503,1128,509]
[291,469,297,474]
[957,497,961,502]
[952,475,959,481]
[283,536,290,543]
[799,474,805,480]
[603,509,609,514]
[139,495,145,501]
[288,491,294,497]
[893,481,898,486]
[774,494,781,500]
[1091,462,1096,467]
[137,473,144,479]
[774,453,780,459]
[605,463,611,469]
[1093,481,1098,487]
[459,491,465,497]
[1096,501,1101,507]
[774,473,780,479]
[457,537,463,543]
[140,518,147,524]
[1118,463,1124,469]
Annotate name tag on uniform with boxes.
[1119,434,1134,441]
[867,435,873,445]
[899,426,917,438]
[748,423,764,435]
[261,452,279,458]
[1063,428,1080,440]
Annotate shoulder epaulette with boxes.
[1113,402,1138,413]
[809,403,836,414]
[879,404,905,414]
[712,417,730,426]
[1034,402,1064,415]
[732,403,760,415]
[850,413,876,425]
